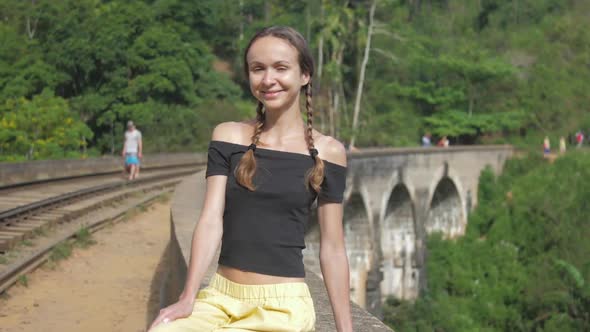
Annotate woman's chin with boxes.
[261,97,299,112]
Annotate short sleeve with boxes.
[206,141,231,177]
[318,163,347,203]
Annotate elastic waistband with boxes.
[209,273,311,300]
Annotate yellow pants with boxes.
[151,273,316,332]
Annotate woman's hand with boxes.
[148,296,195,331]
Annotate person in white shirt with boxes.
[121,120,142,180]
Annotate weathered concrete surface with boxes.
[0,153,207,187]
[164,172,393,331]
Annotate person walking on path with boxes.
[121,120,142,180]
[148,26,353,332]
[576,130,584,148]
[543,136,551,156]
[559,136,566,154]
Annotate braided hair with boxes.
[235,26,324,192]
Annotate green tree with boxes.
[0,90,93,160]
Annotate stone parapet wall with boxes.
[0,153,207,187]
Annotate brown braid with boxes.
[305,82,325,192]
[235,102,265,191]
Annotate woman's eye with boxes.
[277,67,288,71]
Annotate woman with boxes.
[149,26,353,332]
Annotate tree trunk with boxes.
[468,82,474,117]
[316,0,325,132]
[264,0,271,22]
[331,43,345,139]
[110,119,115,155]
[82,135,87,156]
[337,80,347,138]
[408,0,421,21]
[26,0,39,40]
[331,85,339,137]
[350,0,377,149]
[239,0,244,42]
[326,88,332,135]
[305,0,311,42]
[28,131,37,160]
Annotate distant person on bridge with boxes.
[543,136,551,156]
[576,130,584,148]
[437,136,449,148]
[421,132,432,147]
[559,136,566,154]
[149,26,352,332]
[121,120,142,181]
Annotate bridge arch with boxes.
[426,176,465,238]
[380,182,419,300]
[343,186,373,309]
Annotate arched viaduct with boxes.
[304,145,514,316]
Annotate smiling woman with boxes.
[148,26,353,332]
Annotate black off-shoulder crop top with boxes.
[205,140,347,277]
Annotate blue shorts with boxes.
[125,153,140,165]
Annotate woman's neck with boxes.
[260,104,306,145]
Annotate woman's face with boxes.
[246,36,310,112]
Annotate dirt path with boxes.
[0,201,171,332]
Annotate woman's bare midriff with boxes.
[217,265,305,285]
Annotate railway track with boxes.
[0,163,204,293]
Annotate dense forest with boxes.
[1,0,589,160]
[384,152,590,331]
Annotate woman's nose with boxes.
[261,69,276,85]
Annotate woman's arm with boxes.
[149,175,225,330]
[149,124,232,330]
[318,201,353,332]
[179,122,241,299]
[317,136,353,332]
[178,175,225,300]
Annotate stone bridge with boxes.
[304,145,514,316]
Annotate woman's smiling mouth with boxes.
[261,90,283,99]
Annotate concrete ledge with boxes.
[0,153,206,187]
[163,172,393,331]
[349,144,514,159]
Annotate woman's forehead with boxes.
[247,36,299,65]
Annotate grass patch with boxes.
[17,275,28,287]
[74,227,96,248]
[0,255,7,264]
[21,239,34,247]
[49,241,73,262]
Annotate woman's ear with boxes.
[301,72,311,87]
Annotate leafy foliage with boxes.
[1,0,589,156]
[0,90,93,161]
[0,0,241,160]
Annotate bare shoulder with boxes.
[314,132,347,167]
[211,121,256,145]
